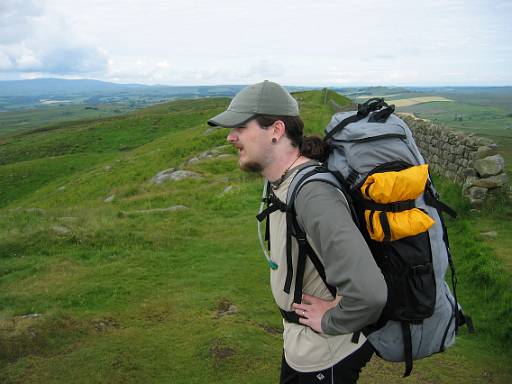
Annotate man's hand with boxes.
[292,293,342,333]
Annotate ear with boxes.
[272,120,286,140]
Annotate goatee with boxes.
[241,161,263,173]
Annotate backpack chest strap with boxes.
[256,194,287,222]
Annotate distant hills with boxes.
[0,78,318,111]
[0,79,250,110]
[0,78,147,97]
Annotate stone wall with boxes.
[400,114,508,206]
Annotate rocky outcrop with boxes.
[150,146,232,185]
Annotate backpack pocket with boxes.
[372,232,436,321]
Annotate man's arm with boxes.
[294,181,387,335]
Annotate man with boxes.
[208,81,387,383]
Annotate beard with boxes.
[240,160,263,173]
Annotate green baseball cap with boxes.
[207,80,299,128]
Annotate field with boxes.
[0,90,511,383]
[387,96,453,107]
[0,104,136,138]
[354,95,453,108]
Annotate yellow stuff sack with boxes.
[361,164,429,203]
[364,209,435,242]
[361,164,435,241]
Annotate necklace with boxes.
[271,153,302,189]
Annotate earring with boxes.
[272,138,277,143]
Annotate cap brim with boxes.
[207,110,255,128]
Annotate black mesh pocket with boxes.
[370,231,436,322]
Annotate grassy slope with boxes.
[0,92,511,383]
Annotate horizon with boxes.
[2,77,512,89]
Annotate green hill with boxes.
[0,91,510,383]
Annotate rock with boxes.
[462,168,476,177]
[204,127,216,136]
[215,300,238,318]
[104,165,112,171]
[104,195,115,203]
[169,170,201,181]
[186,146,232,164]
[119,205,188,217]
[472,145,499,160]
[217,154,234,159]
[24,208,45,214]
[151,169,202,184]
[151,168,176,184]
[90,317,119,333]
[52,225,70,235]
[220,185,239,195]
[216,304,238,318]
[467,186,487,206]
[480,231,498,239]
[471,173,508,189]
[223,186,234,194]
[20,313,43,319]
[474,155,505,177]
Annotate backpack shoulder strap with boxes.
[285,165,356,302]
[287,165,357,226]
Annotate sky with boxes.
[0,0,511,86]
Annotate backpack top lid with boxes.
[325,111,408,143]
[323,108,426,188]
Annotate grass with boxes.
[430,176,512,346]
[0,91,511,383]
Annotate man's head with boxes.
[208,81,304,174]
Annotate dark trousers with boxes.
[280,341,374,384]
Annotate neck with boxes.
[263,149,310,183]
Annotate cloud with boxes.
[0,51,13,70]
[0,0,43,44]
[0,0,108,77]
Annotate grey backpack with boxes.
[259,98,474,377]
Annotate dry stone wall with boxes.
[400,114,508,206]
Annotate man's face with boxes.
[226,119,273,173]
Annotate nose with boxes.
[227,129,237,143]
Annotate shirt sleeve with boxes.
[294,181,387,335]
